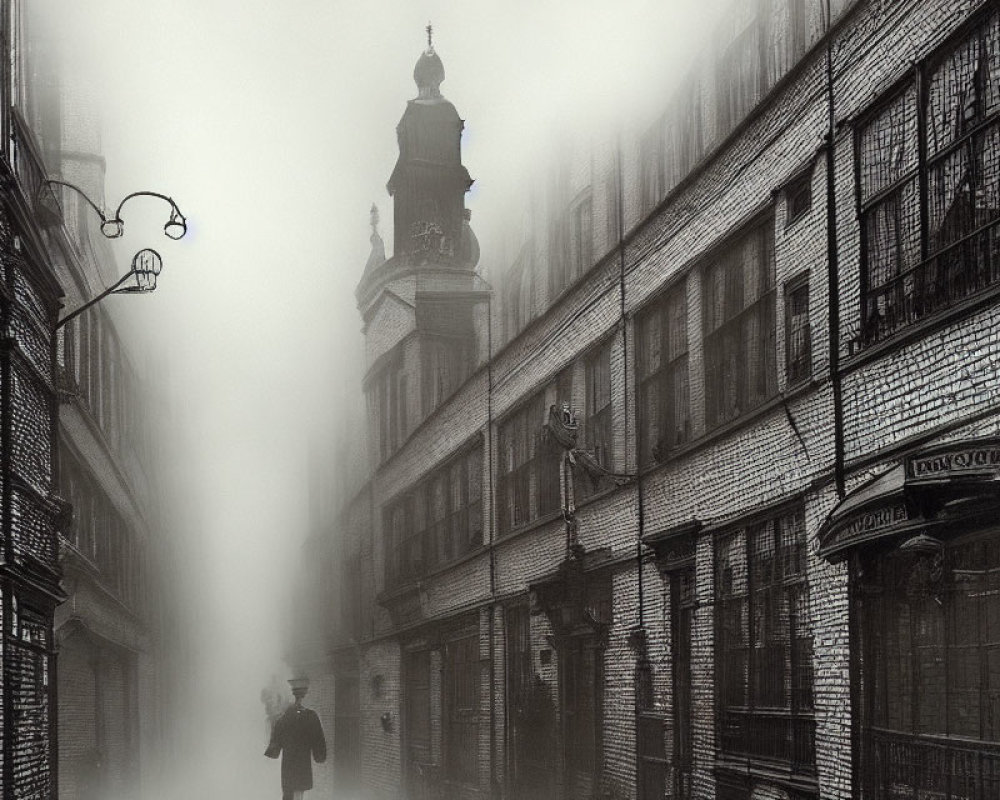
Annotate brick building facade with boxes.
[0,3,172,797]
[1,1,71,795]
[294,1,1000,798]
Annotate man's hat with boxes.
[288,677,310,692]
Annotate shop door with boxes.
[673,569,695,799]
[507,606,554,799]
[333,674,360,795]
[403,650,432,799]
[561,637,602,799]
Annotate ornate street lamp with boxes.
[56,248,163,328]
[44,180,188,241]
[43,179,188,329]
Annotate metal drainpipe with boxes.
[617,141,645,630]
[486,287,499,798]
[826,0,846,501]
[49,288,61,799]
[2,229,14,800]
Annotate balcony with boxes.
[863,728,1000,800]
[862,217,1000,347]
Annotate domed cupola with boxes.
[413,34,445,99]
[386,24,473,263]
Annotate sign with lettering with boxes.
[824,500,911,549]
[907,440,1000,481]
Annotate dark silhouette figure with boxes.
[265,679,326,800]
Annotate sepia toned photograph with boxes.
[1,1,999,798]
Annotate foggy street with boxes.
[3,1,1000,799]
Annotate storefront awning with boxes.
[818,437,1000,562]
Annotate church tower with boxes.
[386,24,473,262]
[357,27,486,469]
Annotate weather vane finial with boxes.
[426,21,433,50]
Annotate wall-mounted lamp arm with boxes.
[56,271,133,329]
[56,248,163,329]
[43,179,109,224]
[112,190,181,219]
[41,180,188,240]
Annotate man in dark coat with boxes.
[264,677,327,800]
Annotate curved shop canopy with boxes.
[818,437,1000,562]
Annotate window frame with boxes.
[857,528,1000,797]
[702,215,778,430]
[497,378,565,533]
[783,168,813,228]
[582,337,613,469]
[856,7,1000,347]
[639,116,667,215]
[636,279,691,465]
[571,191,594,278]
[383,441,484,585]
[714,503,815,773]
[784,273,812,386]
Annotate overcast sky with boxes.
[36,2,725,796]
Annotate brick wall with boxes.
[360,640,403,799]
[310,4,1000,800]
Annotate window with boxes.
[370,352,406,463]
[444,633,480,785]
[640,119,666,214]
[859,534,1000,799]
[87,310,101,414]
[638,281,690,463]
[498,393,561,532]
[784,170,812,226]
[548,213,572,298]
[571,193,594,277]
[666,81,704,191]
[605,167,621,246]
[785,277,811,385]
[384,444,483,585]
[717,17,764,136]
[716,506,814,771]
[504,246,534,341]
[787,0,808,68]
[583,339,612,468]
[703,219,777,429]
[423,336,472,413]
[859,9,1000,345]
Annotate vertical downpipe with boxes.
[1,228,15,800]
[486,288,498,799]
[617,141,645,632]
[826,0,845,501]
[824,1,856,796]
[49,293,61,799]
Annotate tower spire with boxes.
[426,21,433,51]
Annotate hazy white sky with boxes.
[37,2,725,795]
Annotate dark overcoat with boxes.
[265,705,327,791]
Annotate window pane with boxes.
[860,86,918,202]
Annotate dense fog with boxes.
[34,1,724,797]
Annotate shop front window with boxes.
[859,533,1000,799]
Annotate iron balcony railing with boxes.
[864,728,1000,800]
[863,216,1000,346]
